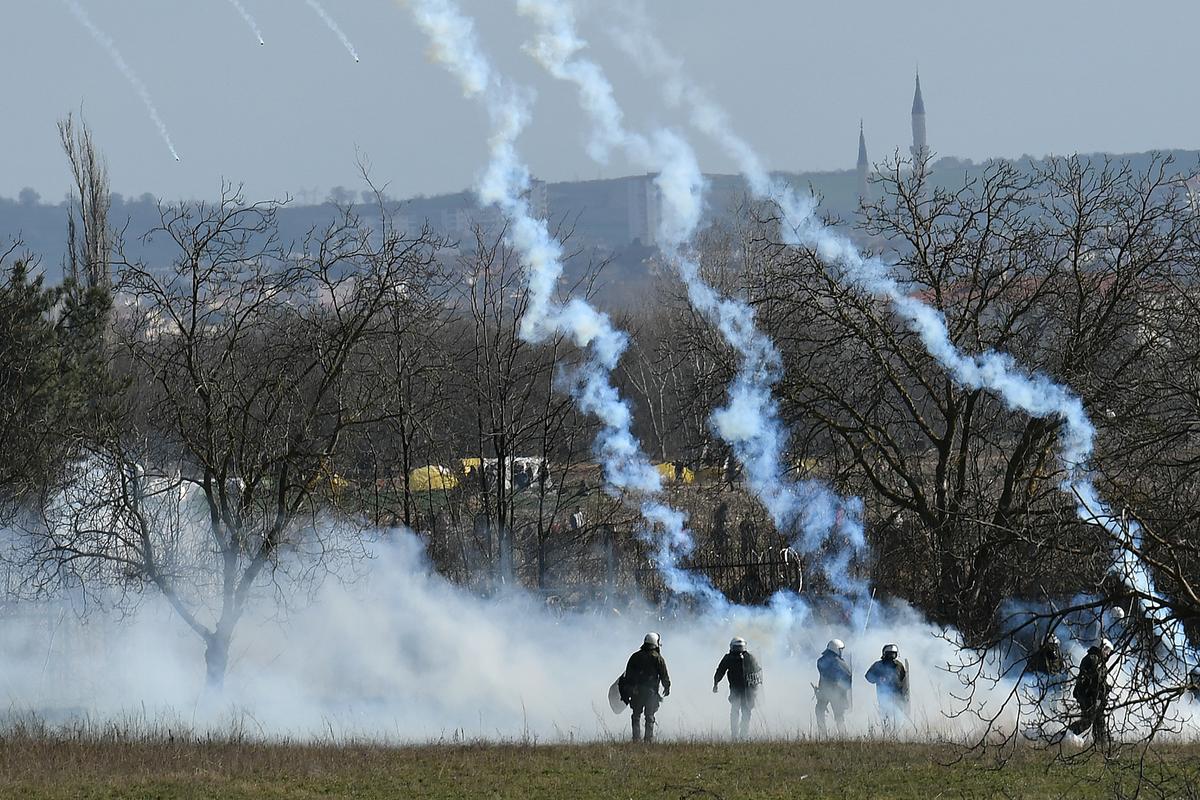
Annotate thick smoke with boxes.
[2,530,1036,743]
[8,528,1195,742]
[225,0,266,46]
[61,0,181,161]
[516,0,866,603]
[405,0,719,603]
[610,5,1195,670]
[304,0,361,62]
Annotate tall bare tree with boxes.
[59,113,112,290]
[18,186,445,687]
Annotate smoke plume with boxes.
[610,5,1195,668]
[304,0,360,62]
[61,0,181,161]
[405,0,720,603]
[225,0,266,46]
[517,0,865,601]
[0,531,1048,743]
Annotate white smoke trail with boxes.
[304,0,360,62]
[405,0,721,605]
[61,0,181,162]
[612,9,1194,666]
[225,0,265,46]
[517,0,866,601]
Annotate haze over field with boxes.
[0,4,1198,784]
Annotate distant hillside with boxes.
[4,149,1199,308]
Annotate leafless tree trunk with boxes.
[59,113,111,291]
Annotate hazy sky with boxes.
[2,1,1197,203]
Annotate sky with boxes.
[1,0,1197,203]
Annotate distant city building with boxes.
[627,172,661,246]
[855,73,931,190]
[856,120,870,202]
[911,71,929,167]
[528,178,549,222]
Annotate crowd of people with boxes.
[611,629,1193,744]
[614,633,910,742]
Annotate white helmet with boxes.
[827,639,845,653]
[644,632,661,647]
[1100,638,1113,654]
[882,643,899,658]
[1109,607,1126,621]
[730,637,747,652]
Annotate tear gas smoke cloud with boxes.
[304,0,360,62]
[517,0,866,604]
[61,0,181,161]
[225,0,266,46]
[406,0,721,603]
[4,531,1104,743]
[610,5,1195,670]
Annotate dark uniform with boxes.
[621,642,671,742]
[865,653,909,723]
[1027,636,1069,711]
[1069,645,1110,743]
[714,648,762,739]
[815,648,852,735]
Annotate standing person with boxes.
[713,636,762,740]
[1026,632,1069,712]
[619,632,671,743]
[1069,639,1113,744]
[865,643,909,725]
[815,639,852,736]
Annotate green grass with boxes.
[2,733,1198,799]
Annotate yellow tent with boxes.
[655,462,695,484]
[409,465,460,491]
[460,457,482,473]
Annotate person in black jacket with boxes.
[713,636,762,740]
[815,639,852,736]
[1026,632,1070,712]
[865,643,909,725]
[1068,639,1112,744]
[620,632,671,742]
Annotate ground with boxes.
[3,734,1199,799]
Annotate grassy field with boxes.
[3,731,1200,800]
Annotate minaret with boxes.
[856,120,870,201]
[910,71,928,166]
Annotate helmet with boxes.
[1100,638,1113,654]
[826,639,845,653]
[1109,607,1126,621]
[882,643,899,658]
[644,632,661,647]
[730,637,747,652]
[1045,633,1060,646]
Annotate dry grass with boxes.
[4,721,1200,800]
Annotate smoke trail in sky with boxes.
[405,0,722,605]
[517,0,866,599]
[304,0,360,62]
[225,0,266,46]
[612,8,1194,664]
[61,0,181,161]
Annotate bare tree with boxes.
[16,185,445,687]
[59,113,112,290]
